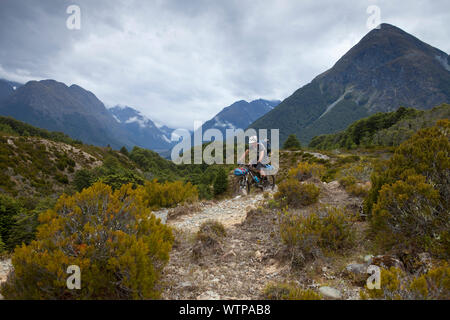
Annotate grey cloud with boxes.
[0,0,449,129]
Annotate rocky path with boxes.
[167,192,266,232]
[161,180,364,300]
[161,189,293,300]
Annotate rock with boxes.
[153,209,168,224]
[344,263,368,284]
[179,281,192,288]
[319,286,342,299]
[372,255,404,270]
[345,263,367,275]
[222,250,236,260]
[416,252,432,274]
[197,290,220,300]
[403,252,433,275]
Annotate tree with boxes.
[119,146,129,156]
[0,182,174,299]
[0,235,5,254]
[0,194,25,251]
[213,168,228,196]
[283,134,302,150]
[73,169,94,192]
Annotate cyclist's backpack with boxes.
[234,167,249,176]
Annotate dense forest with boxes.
[309,104,450,150]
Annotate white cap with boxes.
[249,136,257,144]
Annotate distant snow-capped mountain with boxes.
[108,105,175,151]
[197,99,280,141]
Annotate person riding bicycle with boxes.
[238,135,269,179]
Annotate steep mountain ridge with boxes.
[249,24,450,144]
[0,79,132,148]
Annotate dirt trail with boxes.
[162,189,290,300]
[167,193,266,232]
[161,180,363,300]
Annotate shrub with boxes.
[370,174,447,256]
[288,162,325,181]
[73,169,95,192]
[338,175,357,188]
[346,183,369,198]
[338,175,370,198]
[99,171,144,190]
[263,282,321,300]
[283,134,302,150]
[140,180,198,210]
[365,122,450,257]
[279,207,355,266]
[409,263,450,299]
[0,182,174,299]
[196,220,226,244]
[213,168,228,196]
[193,220,226,258]
[274,179,320,208]
[54,173,69,184]
[360,264,450,300]
[119,146,129,156]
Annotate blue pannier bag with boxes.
[263,164,275,174]
[234,167,249,176]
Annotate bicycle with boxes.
[235,164,276,195]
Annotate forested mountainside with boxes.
[309,103,450,149]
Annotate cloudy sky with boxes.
[0,0,449,129]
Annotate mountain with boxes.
[309,103,450,150]
[0,79,134,149]
[249,23,450,145]
[196,99,280,143]
[108,105,174,151]
[0,79,22,102]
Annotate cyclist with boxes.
[237,135,269,179]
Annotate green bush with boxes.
[196,220,226,246]
[213,168,228,196]
[365,121,450,257]
[73,169,95,192]
[283,134,302,150]
[360,264,450,300]
[119,146,129,156]
[279,206,355,266]
[370,174,447,256]
[0,182,174,299]
[289,162,325,181]
[193,220,227,259]
[263,282,321,300]
[139,180,198,210]
[275,179,320,208]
